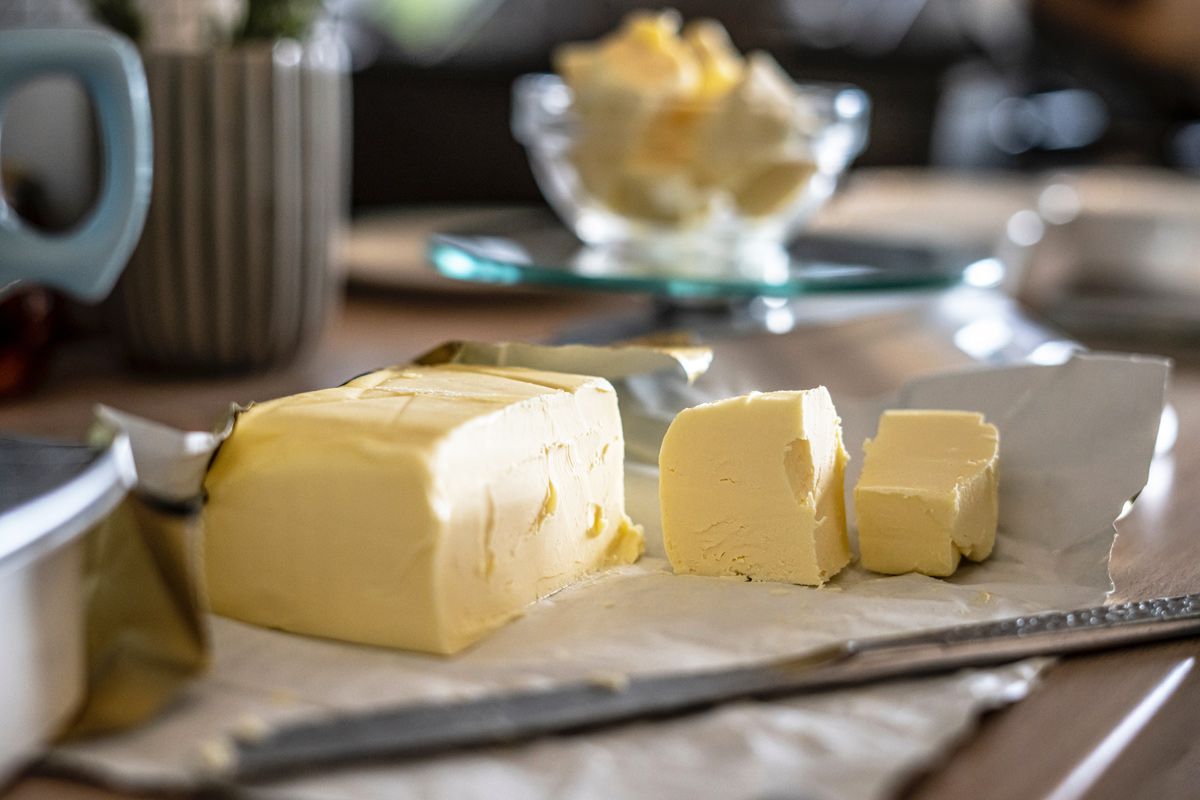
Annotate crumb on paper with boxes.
[603,600,617,609]
[972,590,993,605]
[513,674,557,692]
[769,588,792,596]
[233,714,271,743]
[431,685,481,704]
[198,738,236,774]
[588,671,631,693]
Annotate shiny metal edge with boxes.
[0,434,137,575]
[227,592,1200,783]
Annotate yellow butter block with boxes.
[854,410,999,577]
[659,388,851,585]
[204,364,643,655]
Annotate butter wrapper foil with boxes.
[413,340,712,384]
[414,340,712,464]
[58,340,707,740]
[60,408,226,739]
[215,338,711,468]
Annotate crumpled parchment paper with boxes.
[49,353,1167,800]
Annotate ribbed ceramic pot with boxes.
[110,37,346,373]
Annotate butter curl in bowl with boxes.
[512,11,869,258]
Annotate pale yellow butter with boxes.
[204,364,643,655]
[854,410,999,577]
[659,388,851,585]
[555,12,817,223]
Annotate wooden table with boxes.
[4,287,1199,799]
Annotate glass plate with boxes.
[428,209,996,299]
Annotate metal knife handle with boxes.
[844,592,1200,655]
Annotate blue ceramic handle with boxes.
[0,29,151,302]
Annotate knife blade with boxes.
[227,592,1200,784]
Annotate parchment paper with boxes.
[49,353,1168,800]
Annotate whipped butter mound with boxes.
[203,364,643,655]
[659,388,851,586]
[854,410,999,577]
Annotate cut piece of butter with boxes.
[854,410,999,577]
[556,10,700,103]
[729,158,818,217]
[659,388,851,586]
[694,53,812,195]
[682,19,745,99]
[203,364,643,655]
[555,13,822,224]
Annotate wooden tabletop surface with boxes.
[3,286,1199,799]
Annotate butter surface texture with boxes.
[659,388,851,585]
[854,410,999,577]
[204,364,643,655]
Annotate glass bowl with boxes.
[512,72,870,265]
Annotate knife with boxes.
[227,592,1200,783]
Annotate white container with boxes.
[0,434,135,783]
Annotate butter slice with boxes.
[659,388,851,585]
[204,364,643,655]
[854,410,999,577]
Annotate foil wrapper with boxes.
[56,341,711,739]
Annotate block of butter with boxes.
[659,388,851,585]
[203,364,643,655]
[854,410,999,577]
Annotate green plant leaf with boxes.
[238,0,323,41]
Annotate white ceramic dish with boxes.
[0,434,135,783]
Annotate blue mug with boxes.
[0,29,152,301]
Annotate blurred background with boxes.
[5,0,1200,211]
[2,0,1200,397]
[343,0,1200,204]
[3,6,1198,794]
